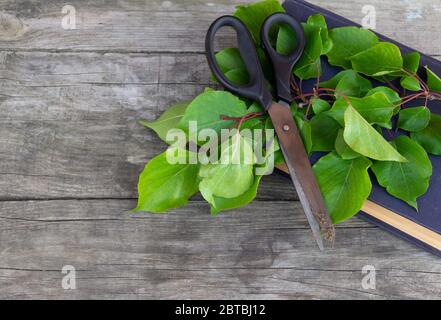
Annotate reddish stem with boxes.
[399,92,426,106]
[290,78,299,93]
[402,69,430,93]
[290,68,441,115]
[318,93,336,99]
[342,95,352,106]
[304,99,313,119]
[318,87,337,93]
[430,91,441,99]
[220,112,265,130]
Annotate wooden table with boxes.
[0,0,440,300]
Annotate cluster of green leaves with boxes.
[136,90,275,215]
[135,0,441,225]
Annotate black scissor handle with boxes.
[205,15,273,110]
[261,13,305,104]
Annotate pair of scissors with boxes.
[205,13,335,250]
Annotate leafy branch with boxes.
[135,0,441,228]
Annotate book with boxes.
[280,0,441,257]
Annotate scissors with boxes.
[206,13,335,250]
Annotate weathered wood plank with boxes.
[0,0,253,52]
[0,51,301,200]
[0,52,204,199]
[0,0,440,55]
[311,0,441,56]
[0,199,440,299]
[1,0,441,301]
[1,1,440,200]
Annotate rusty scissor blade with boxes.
[268,102,335,250]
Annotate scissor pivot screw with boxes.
[283,124,290,132]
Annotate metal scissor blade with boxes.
[281,147,324,251]
[268,102,335,251]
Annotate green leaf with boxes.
[293,15,332,79]
[294,23,323,80]
[411,113,441,155]
[294,115,313,155]
[224,3,279,82]
[335,129,361,160]
[403,52,420,73]
[276,24,297,55]
[199,133,255,204]
[290,101,299,117]
[178,90,247,137]
[265,117,285,166]
[215,48,250,85]
[343,105,407,162]
[216,48,246,73]
[350,42,403,77]
[210,175,263,215]
[398,107,431,132]
[311,98,331,115]
[307,14,333,54]
[333,71,372,98]
[247,102,263,113]
[320,70,372,98]
[313,152,372,224]
[372,136,432,210]
[240,118,264,131]
[274,150,285,165]
[373,124,385,135]
[307,14,327,29]
[425,66,441,93]
[224,68,250,85]
[259,132,282,172]
[327,93,396,128]
[242,120,268,157]
[326,26,379,69]
[310,113,341,152]
[365,86,401,106]
[320,70,357,89]
[140,102,189,143]
[135,150,200,213]
[400,76,421,91]
[234,0,284,44]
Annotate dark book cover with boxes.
[283,0,441,256]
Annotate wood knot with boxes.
[0,13,25,40]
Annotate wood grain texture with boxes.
[1,200,440,300]
[0,51,301,200]
[0,0,440,300]
[0,0,440,55]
